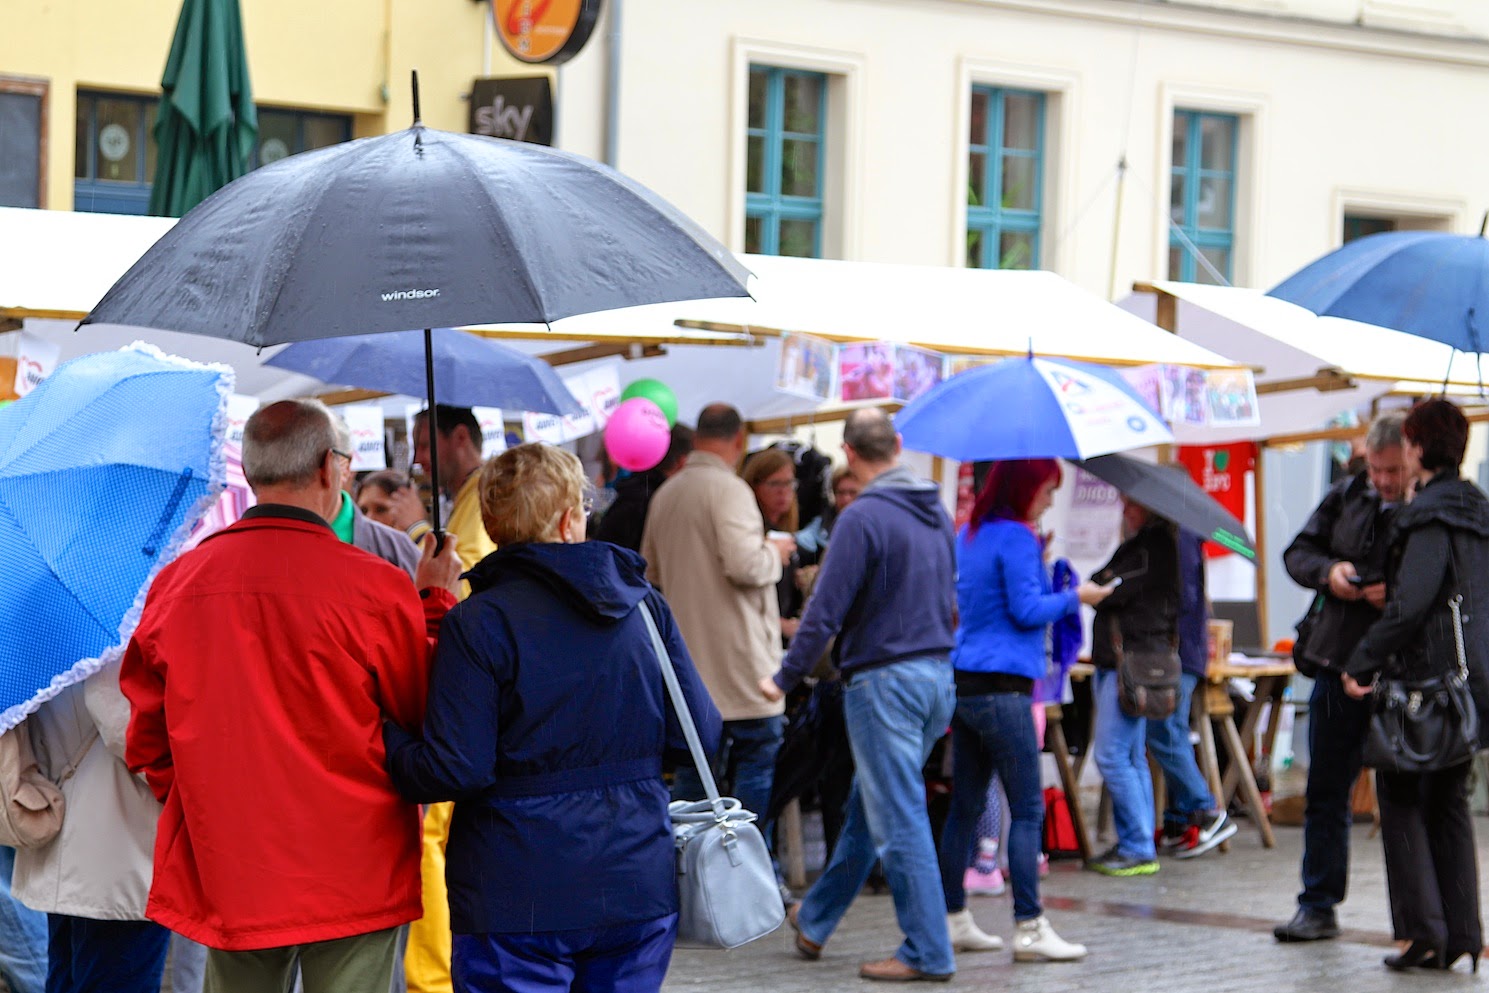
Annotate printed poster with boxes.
[1175,442,1257,558]
[1119,364,1164,418]
[838,341,895,402]
[474,407,507,459]
[775,333,836,401]
[13,331,60,398]
[1161,365,1209,426]
[342,404,387,471]
[522,363,617,444]
[945,355,1001,378]
[892,345,944,403]
[1063,468,1122,561]
[1204,368,1261,427]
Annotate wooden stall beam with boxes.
[746,400,902,436]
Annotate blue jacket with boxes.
[776,466,956,690]
[383,541,722,934]
[954,519,1080,681]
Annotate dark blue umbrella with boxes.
[895,355,1172,461]
[264,328,584,416]
[1268,231,1489,353]
[0,344,228,731]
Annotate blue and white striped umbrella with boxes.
[895,355,1172,461]
[0,343,230,731]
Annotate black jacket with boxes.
[1283,471,1396,671]
[1346,472,1489,727]
[592,470,666,552]
[1090,520,1179,670]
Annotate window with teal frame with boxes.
[745,67,825,258]
[1168,110,1238,284]
[966,86,1045,270]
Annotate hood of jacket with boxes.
[1394,472,1489,540]
[465,541,651,622]
[856,465,944,527]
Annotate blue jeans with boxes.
[671,715,782,821]
[1301,669,1371,910]
[1093,669,1155,860]
[939,691,1044,921]
[452,913,677,993]
[796,658,956,976]
[1146,672,1215,828]
[46,914,169,993]
[0,847,46,993]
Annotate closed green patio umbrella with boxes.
[148,0,257,217]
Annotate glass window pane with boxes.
[998,230,1036,270]
[782,74,822,134]
[779,218,817,258]
[966,228,984,269]
[968,152,986,206]
[144,103,158,182]
[969,90,988,147]
[257,110,298,167]
[1198,246,1231,284]
[0,92,42,208]
[95,98,142,182]
[1001,155,1037,211]
[745,214,764,255]
[1168,245,1185,281]
[1002,93,1040,152]
[1170,172,1187,225]
[781,138,818,197]
[75,94,93,179]
[747,135,767,194]
[303,114,349,152]
[1200,115,1235,172]
[1197,176,1232,230]
[1172,112,1189,168]
[748,69,768,130]
[1344,215,1396,243]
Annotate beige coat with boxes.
[642,451,785,721]
[13,662,160,920]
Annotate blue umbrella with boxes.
[0,344,229,732]
[1268,231,1489,353]
[264,327,585,415]
[895,355,1172,461]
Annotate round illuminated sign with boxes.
[492,0,604,66]
[99,123,131,163]
[260,138,291,164]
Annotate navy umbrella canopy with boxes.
[1076,454,1255,561]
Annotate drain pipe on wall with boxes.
[604,0,623,167]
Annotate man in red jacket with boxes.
[121,398,462,992]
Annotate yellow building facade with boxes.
[0,0,544,212]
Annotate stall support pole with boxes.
[1253,448,1270,646]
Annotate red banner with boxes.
[1175,442,1256,557]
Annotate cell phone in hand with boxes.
[1346,575,1366,587]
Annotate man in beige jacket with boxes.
[642,403,795,819]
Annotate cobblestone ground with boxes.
[665,813,1489,992]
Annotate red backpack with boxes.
[1042,786,1080,859]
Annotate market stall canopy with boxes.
[658,255,1242,369]
[1119,280,1482,445]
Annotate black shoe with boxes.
[1273,907,1340,942]
[1384,940,1444,971]
[1443,942,1481,973]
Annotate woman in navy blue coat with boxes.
[384,443,722,993]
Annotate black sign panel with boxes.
[469,77,554,146]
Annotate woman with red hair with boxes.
[936,460,1109,963]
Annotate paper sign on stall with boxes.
[1203,368,1261,427]
[522,364,618,444]
[839,342,895,402]
[776,333,836,401]
[13,332,60,398]
[342,404,387,470]
[475,407,507,458]
[892,345,944,402]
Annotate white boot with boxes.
[947,908,1004,952]
[1013,915,1087,962]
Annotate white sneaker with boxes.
[948,908,1004,952]
[1013,915,1087,962]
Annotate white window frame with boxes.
[1332,188,1464,246]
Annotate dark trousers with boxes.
[1378,762,1483,949]
[452,913,677,993]
[46,914,169,993]
[1299,670,1372,910]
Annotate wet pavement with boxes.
[664,810,1488,992]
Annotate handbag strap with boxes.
[638,602,729,821]
[1443,535,1470,683]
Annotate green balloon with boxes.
[620,379,678,427]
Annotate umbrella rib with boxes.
[446,140,550,320]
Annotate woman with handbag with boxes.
[1086,497,1180,878]
[383,443,723,993]
[1342,398,1489,973]
[937,459,1109,961]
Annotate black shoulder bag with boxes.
[1362,540,1480,774]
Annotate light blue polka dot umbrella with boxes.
[0,343,230,732]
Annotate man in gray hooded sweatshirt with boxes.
[762,407,958,983]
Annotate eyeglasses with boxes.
[330,447,353,462]
[581,494,595,515]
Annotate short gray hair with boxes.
[243,399,338,488]
[1366,410,1406,453]
[844,408,898,463]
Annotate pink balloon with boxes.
[604,397,671,472]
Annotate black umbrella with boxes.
[82,73,751,536]
[1075,454,1256,562]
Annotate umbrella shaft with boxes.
[424,327,444,543]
